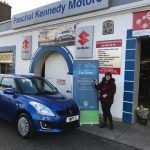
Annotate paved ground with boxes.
[0,119,138,150]
[79,120,150,150]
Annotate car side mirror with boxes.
[3,88,15,95]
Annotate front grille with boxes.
[40,120,79,130]
[56,105,79,116]
[40,105,79,130]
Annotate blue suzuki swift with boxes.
[0,74,80,138]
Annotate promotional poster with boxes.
[73,60,99,124]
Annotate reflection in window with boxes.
[0,77,16,89]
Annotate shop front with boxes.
[131,10,150,122]
[0,0,149,124]
[122,9,150,123]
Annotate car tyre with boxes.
[17,113,34,138]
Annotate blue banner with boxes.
[73,60,99,111]
[12,0,109,29]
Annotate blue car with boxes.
[0,74,80,138]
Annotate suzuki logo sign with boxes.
[22,36,32,60]
[23,39,29,50]
[76,26,94,58]
[78,31,89,46]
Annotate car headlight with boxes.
[29,101,55,116]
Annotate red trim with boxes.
[96,39,122,48]
[99,67,121,75]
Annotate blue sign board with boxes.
[12,0,109,28]
[73,60,99,110]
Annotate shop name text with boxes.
[13,0,103,24]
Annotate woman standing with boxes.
[95,72,116,130]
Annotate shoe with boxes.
[99,123,107,128]
[109,124,114,130]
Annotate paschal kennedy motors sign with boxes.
[12,0,109,29]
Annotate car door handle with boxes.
[66,90,71,93]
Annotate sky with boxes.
[4,0,60,16]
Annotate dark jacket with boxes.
[95,77,116,104]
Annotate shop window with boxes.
[0,64,12,74]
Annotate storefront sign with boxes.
[75,26,94,58]
[12,0,109,28]
[96,39,122,74]
[133,10,150,37]
[21,36,32,60]
[0,52,13,63]
[73,60,99,124]
[38,24,76,46]
[57,79,66,85]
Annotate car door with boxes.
[0,77,16,121]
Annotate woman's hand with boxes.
[95,79,99,85]
[102,94,107,98]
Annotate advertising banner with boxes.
[21,36,32,60]
[96,39,122,74]
[75,26,94,58]
[73,60,99,124]
[133,10,150,37]
[38,24,76,46]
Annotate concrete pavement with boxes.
[79,120,150,150]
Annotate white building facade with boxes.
[0,0,150,123]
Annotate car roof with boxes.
[0,74,40,79]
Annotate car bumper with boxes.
[32,114,80,133]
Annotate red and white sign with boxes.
[96,39,122,75]
[57,79,66,85]
[23,39,29,50]
[75,26,94,58]
[78,31,89,46]
[133,10,150,37]
[22,36,32,60]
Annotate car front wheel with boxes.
[17,113,34,138]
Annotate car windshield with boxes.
[17,77,58,95]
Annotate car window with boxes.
[35,78,57,93]
[16,77,58,95]
[0,77,16,90]
[17,78,38,94]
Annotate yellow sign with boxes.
[0,53,13,63]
